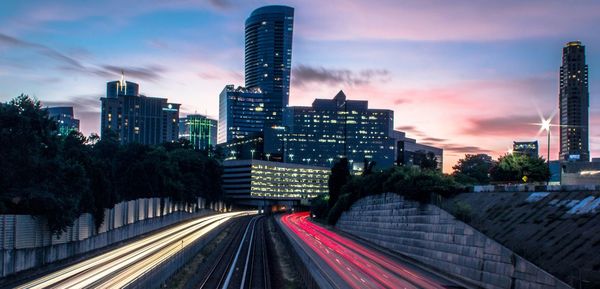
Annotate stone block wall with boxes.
[336,193,572,289]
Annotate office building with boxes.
[218,85,266,144]
[513,141,539,158]
[245,5,294,128]
[396,136,444,170]
[100,77,180,145]
[222,159,329,206]
[273,90,396,169]
[46,106,80,136]
[559,41,590,162]
[179,114,217,150]
[106,79,139,98]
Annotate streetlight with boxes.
[328,158,333,166]
[250,149,255,159]
[266,153,271,161]
[289,153,294,162]
[541,117,552,173]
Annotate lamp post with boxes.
[328,158,333,166]
[266,153,271,161]
[289,153,294,162]
[250,149,255,159]
[541,117,551,174]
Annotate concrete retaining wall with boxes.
[336,193,572,289]
[0,197,227,278]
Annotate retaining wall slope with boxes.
[336,193,572,289]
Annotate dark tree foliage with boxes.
[419,152,439,170]
[452,154,495,185]
[0,95,225,235]
[490,153,550,183]
[325,166,463,225]
[327,158,351,209]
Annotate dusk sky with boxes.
[1,0,599,172]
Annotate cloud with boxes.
[422,137,447,143]
[207,0,231,9]
[463,114,548,136]
[441,144,493,154]
[0,32,86,70]
[295,0,600,41]
[102,65,166,81]
[292,64,390,87]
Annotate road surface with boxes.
[13,211,254,289]
[280,212,463,289]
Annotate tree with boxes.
[327,158,351,209]
[490,154,549,183]
[419,152,438,170]
[452,154,495,185]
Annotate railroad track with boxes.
[198,215,270,289]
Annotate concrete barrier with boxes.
[0,197,228,278]
[336,193,573,289]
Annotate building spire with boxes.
[119,69,127,90]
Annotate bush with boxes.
[450,201,472,223]
[309,194,329,220]
[325,166,464,225]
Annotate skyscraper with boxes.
[559,41,590,162]
[100,77,180,145]
[218,85,266,144]
[245,5,294,129]
[106,73,139,98]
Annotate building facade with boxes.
[218,85,266,144]
[46,106,80,136]
[222,159,329,206]
[274,91,396,169]
[245,5,294,129]
[513,141,539,158]
[100,78,180,145]
[396,137,444,170]
[179,114,217,150]
[559,41,590,162]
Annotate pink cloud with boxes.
[292,0,600,41]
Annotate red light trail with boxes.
[280,212,447,289]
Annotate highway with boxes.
[13,211,255,289]
[197,215,270,289]
[280,212,460,289]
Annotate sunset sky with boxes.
[1,0,599,172]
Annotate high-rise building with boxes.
[106,74,139,98]
[100,77,180,145]
[245,5,294,128]
[179,114,218,150]
[46,106,80,136]
[559,41,590,162]
[513,141,539,158]
[218,85,266,144]
[273,90,397,169]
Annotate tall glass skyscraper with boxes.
[559,41,590,162]
[245,5,294,129]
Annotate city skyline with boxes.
[1,0,599,172]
